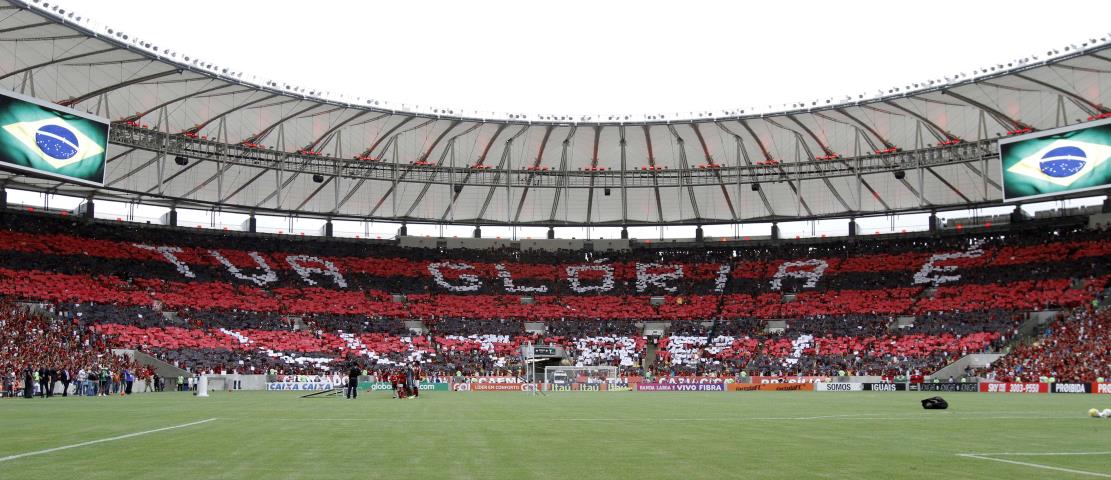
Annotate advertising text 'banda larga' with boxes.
[0,88,109,185]
[999,118,1111,201]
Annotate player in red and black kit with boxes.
[390,369,406,399]
[409,362,422,399]
[388,369,398,398]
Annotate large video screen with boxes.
[0,88,109,185]
[999,118,1111,201]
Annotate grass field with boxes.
[1,390,1109,479]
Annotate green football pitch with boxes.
[1,390,1108,479]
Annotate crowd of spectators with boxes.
[1,209,1109,380]
[0,301,1093,379]
[304,314,408,335]
[986,301,1110,383]
[0,210,1106,302]
[1,301,151,398]
[652,311,1021,377]
[46,302,1021,377]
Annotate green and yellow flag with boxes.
[0,92,108,184]
[1000,121,1111,200]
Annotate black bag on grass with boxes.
[921,396,948,409]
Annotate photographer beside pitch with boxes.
[345,363,360,399]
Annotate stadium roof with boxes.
[1,0,1110,227]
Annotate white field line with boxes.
[957,453,1111,478]
[961,452,1111,456]
[0,418,217,463]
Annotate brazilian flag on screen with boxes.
[0,92,108,184]
[1000,121,1111,200]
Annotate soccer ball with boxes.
[1090,408,1100,418]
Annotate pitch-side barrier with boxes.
[267,377,1111,395]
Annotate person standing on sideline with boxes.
[87,369,99,396]
[75,368,86,397]
[99,367,110,396]
[345,363,360,399]
[46,367,58,397]
[23,367,33,398]
[123,369,134,395]
[2,369,13,398]
[59,368,70,397]
[35,367,46,398]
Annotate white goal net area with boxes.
[544,366,619,386]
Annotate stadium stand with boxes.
[0,210,1108,378]
[0,301,151,396]
[985,304,1109,383]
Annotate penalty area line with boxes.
[0,418,217,463]
[957,453,1111,478]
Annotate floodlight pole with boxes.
[504,138,513,231]
[854,129,863,213]
[156,106,170,196]
[794,137,802,217]
[915,122,925,208]
[977,112,991,202]
[275,124,286,209]
[216,117,228,203]
[392,139,399,217]
[449,141,455,224]
[619,126,628,225]
[734,135,743,227]
[333,130,343,212]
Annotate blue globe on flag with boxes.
[34,123,80,160]
[1039,145,1086,178]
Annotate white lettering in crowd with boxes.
[133,242,999,294]
[209,250,278,286]
[713,263,731,293]
[566,261,615,293]
[286,255,348,288]
[769,259,828,291]
[913,240,984,286]
[427,262,483,292]
[494,264,548,293]
[133,244,196,278]
[635,262,684,293]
